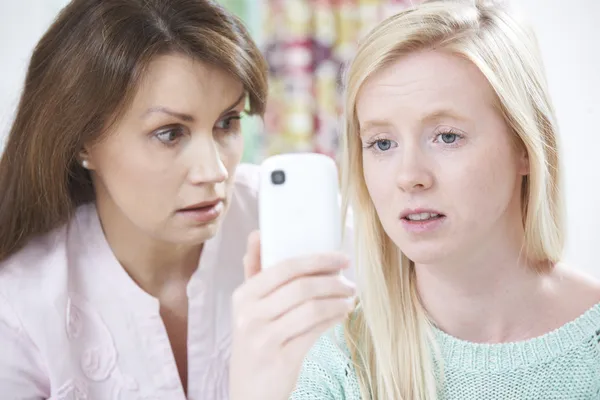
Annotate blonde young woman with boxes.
[237,0,600,399]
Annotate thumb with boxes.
[243,230,261,280]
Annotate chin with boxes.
[164,219,221,246]
[391,235,456,266]
[402,249,445,265]
[186,222,220,244]
[172,201,229,245]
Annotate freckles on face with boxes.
[86,53,246,244]
[356,50,526,262]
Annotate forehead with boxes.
[356,50,498,127]
[128,53,244,113]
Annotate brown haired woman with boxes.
[0,1,356,399]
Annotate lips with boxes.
[400,209,445,221]
[400,208,446,234]
[178,199,222,212]
[404,212,442,221]
[176,199,225,224]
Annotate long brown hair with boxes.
[0,0,268,263]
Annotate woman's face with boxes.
[84,53,245,245]
[357,50,529,265]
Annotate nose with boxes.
[187,138,228,185]
[395,146,433,193]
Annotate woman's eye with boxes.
[376,139,393,151]
[439,132,459,144]
[365,138,397,152]
[155,127,184,145]
[215,115,242,130]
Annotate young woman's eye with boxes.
[434,130,464,146]
[215,115,242,130]
[440,133,458,144]
[376,139,392,151]
[364,138,398,152]
[154,126,185,145]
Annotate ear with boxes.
[518,146,529,176]
[78,146,96,170]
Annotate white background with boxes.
[0,0,598,277]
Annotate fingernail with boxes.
[346,296,356,310]
[340,275,354,284]
[335,254,350,266]
[345,282,356,294]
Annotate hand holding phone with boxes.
[229,153,354,400]
[230,232,354,400]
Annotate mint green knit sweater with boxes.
[291,303,600,399]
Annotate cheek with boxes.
[220,133,244,168]
[105,145,173,183]
[362,156,394,212]
[449,145,520,218]
[217,134,244,189]
[91,136,184,209]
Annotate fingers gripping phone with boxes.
[259,153,342,269]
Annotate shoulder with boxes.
[291,324,361,400]
[552,264,600,321]
[0,219,70,298]
[305,323,352,367]
[0,205,96,327]
[550,265,600,365]
[0,215,70,383]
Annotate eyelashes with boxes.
[151,113,245,147]
[215,114,243,131]
[363,138,396,152]
[433,129,464,146]
[154,125,186,146]
[362,129,465,154]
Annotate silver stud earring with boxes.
[81,159,89,169]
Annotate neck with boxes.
[96,201,202,297]
[415,212,554,344]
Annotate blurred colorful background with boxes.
[218,0,413,163]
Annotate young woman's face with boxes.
[84,53,246,245]
[357,50,529,265]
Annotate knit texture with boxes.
[291,303,600,399]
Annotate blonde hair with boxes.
[339,0,564,398]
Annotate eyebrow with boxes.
[142,107,194,122]
[360,108,470,134]
[359,120,393,135]
[142,91,246,122]
[421,108,470,124]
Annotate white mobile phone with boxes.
[259,153,342,269]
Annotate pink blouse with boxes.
[0,163,354,400]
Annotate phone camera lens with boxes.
[271,170,286,185]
